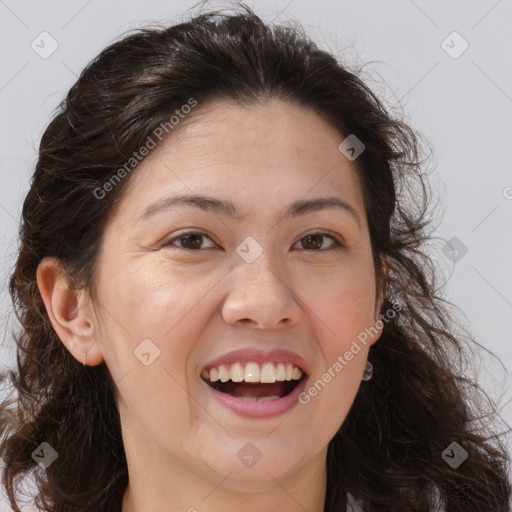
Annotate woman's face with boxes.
[90,99,384,486]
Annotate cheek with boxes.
[299,258,377,351]
[299,261,378,430]
[99,266,209,439]
[96,260,214,385]
[105,259,207,333]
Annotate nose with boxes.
[221,251,302,329]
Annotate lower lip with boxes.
[201,376,309,419]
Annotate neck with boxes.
[121,448,328,512]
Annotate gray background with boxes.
[1,0,511,508]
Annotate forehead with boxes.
[163,98,346,158]
[112,99,366,225]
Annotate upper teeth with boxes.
[202,362,303,383]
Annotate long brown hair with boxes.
[1,4,510,511]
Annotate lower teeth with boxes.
[228,394,281,402]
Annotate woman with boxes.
[1,4,510,511]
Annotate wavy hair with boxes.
[1,4,510,511]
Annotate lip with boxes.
[201,372,309,419]
[201,348,310,375]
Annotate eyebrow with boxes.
[139,194,362,228]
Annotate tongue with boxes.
[222,381,287,398]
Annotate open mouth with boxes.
[203,375,307,401]
[200,360,309,403]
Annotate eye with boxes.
[161,231,343,252]
[294,232,343,252]
[162,232,216,250]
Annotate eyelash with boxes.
[160,231,344,252]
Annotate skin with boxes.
[37,99,386,512]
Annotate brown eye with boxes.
[161,231,343,252]
[162,232,216,250]
[296,233,343,251]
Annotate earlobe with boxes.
[36,257,104,366]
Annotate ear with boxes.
[36,257,104,366]
[375,255,389,318]
[369,256,389,346]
